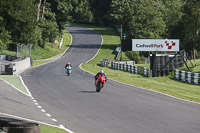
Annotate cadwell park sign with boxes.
[121,39,182,77]
[132,39,179,51]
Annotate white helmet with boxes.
[100,70,104,74]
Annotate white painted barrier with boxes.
[12,57,31,75]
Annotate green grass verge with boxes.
[179,59,200,73]
[32,61,49,66]
[0,75,28,94]
[76,23,200,103]
[0,49,16,56]
[135,63,150,68]
[40,125,69,133]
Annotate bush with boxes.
[125,51,145,63]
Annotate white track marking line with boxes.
[41,109,46,112]
[51,118,57,122]
[46,114,51,117]
[18,75,32,96]
[37,106,42,109]
[33,100,37,102]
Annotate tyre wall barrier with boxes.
[111,62,150,77]
[100,59,150,77]
[100,59,115,67]
[174,69,200,85]
[0,117,40,133]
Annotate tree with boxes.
[48,0,73,32]
[0,0,38,48]
[38,2,59,48]
[0,17,11,49]
[182,0,200,59]
[37,0,42,21]
[156,0,184,38]
[71,0,93,22]
[107,0,166,39]
[89,0,112,23]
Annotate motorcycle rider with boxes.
[65,62,72,73]
[65,62,72,69]
[95,70,108,85]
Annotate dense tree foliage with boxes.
[156,0,184,37]
[182,0,200,58]
[0,0,37,49]
[89,0,112,23]
[0,0,199,57]
[107,0,166,39]
[71,0,93,21]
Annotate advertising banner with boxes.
[132,39,179,51]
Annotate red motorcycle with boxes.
[95,75,106,92]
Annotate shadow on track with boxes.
[79,91,97,93]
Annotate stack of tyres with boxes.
[0,117,40,133]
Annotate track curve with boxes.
[21,26,200,133]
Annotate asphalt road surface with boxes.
[21,26,200,133]
[0,79,56,125]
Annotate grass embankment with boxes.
[32,30,71,66]
[76,23,200,103]
[179,59,200,73]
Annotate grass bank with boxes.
[32,30,71,66]
[179,59,200,73]
[76,23,200,103]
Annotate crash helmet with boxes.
[100,70,104,74]
[67,62,71,65]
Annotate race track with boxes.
[21,26,200,133]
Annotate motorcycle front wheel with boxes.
[67,70,70,76]
[96,83,103,92]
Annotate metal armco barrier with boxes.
[174,69,200,85]
[0,117,40,133]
